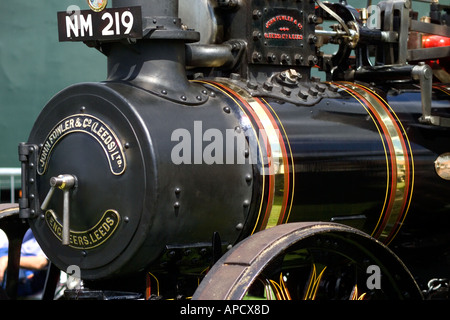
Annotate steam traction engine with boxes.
[1,0,450,300]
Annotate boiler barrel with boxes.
[203,80,450,246]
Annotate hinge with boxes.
[18,143,40,219]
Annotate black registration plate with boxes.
[57,6,143,42]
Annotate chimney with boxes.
[107,0,206,105]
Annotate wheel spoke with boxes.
[304,264,327,300]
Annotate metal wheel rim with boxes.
[193,222,423,300]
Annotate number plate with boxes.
[57,6,143,42]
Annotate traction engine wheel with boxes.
[193,222,423,300]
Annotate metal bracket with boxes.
[377,0,411,65]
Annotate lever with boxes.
[414,63,450,127]
[41,174,77,245]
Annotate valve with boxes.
[41,174,77,245]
